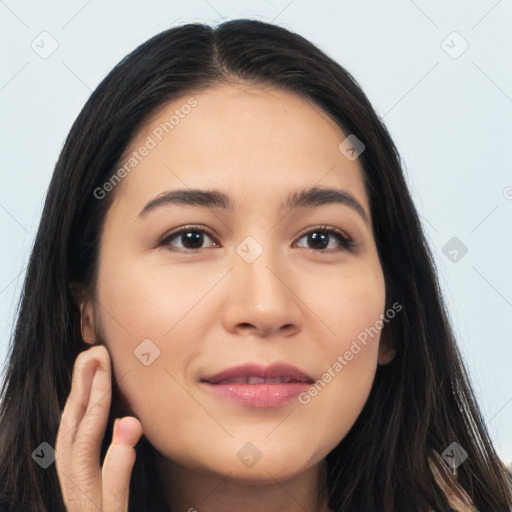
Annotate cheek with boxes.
[93,255,222,434]
[295,331,380,464]
[294,260,385,448]
[304,257,386,350]
[96,254,225,346]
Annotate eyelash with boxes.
[158,224,355,253]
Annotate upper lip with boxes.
[201,363,314,385]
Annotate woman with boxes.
[0,18,510,512]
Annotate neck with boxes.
[149,447,331,512]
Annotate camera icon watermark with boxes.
[237,442,262,468]
[441,442,468,471]
[338,134,365,161]
[134,338,161,366]
[442,236,468,263]
[236,236,264,264]
[32,442,58,469]
[31,31,59,59]
[441,31,469,60]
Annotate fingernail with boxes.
[113,418,120,443]
[113,418,130,445]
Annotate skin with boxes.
[56,83,396,512]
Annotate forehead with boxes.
[110,83,369,216]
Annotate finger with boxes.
[74,347,112,466]
[57,347,104,449]
[102,417,143,512]
[55,345,112,511]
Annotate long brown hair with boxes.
[1,19,511,511]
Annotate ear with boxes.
[378,324,396,366]
[79,299,99,345]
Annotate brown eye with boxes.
[159,226,219,251]
[295,226,354,252]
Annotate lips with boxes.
[200,363,314,408]
[201,363,314,385]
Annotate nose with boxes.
[219,240,303,338]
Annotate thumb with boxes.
[101,416,143,512]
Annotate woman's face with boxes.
[82,83,394,482]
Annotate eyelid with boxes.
[158,224,355,252]
[294,224,354,252]
[295,224,351,242]
[158,224,219,249]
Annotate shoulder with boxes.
[426,449,478,512]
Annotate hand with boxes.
[55,344,143,511]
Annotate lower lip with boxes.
[200,382,311,408]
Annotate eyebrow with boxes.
[138,186,370,226]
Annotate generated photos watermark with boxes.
[298,301,402,404]
[93,97,198,200]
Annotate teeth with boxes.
[247,376,266,384]
[217,376,298,384]
[224,378,246,384]
[266,376,295,383]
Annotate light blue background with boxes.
[1,0,511,467]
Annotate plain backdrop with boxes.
[1,0,511,467]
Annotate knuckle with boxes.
[74,348,96,370]
[74,344,108,370]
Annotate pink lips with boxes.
[200,363,314,408]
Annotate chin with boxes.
[212,463,309,486]
[210,446,321,484]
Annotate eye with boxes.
[158,225,219,251]
[158,224,354,253]
[294,225,354,252]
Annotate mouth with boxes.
[200,363,314,408]
[206,375,311,384]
